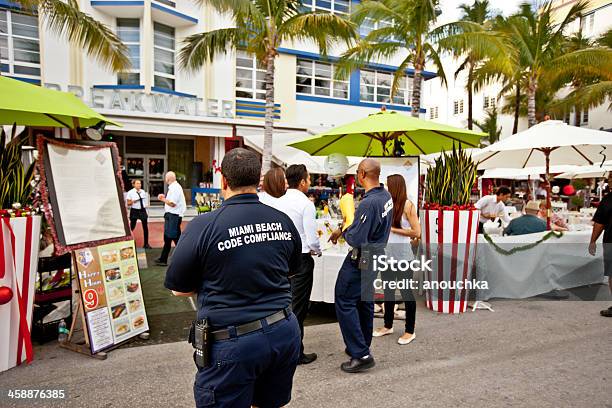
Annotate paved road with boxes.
[0,301,610,407]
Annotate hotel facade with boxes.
[1,0,438,203]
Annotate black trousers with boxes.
[159,214,182,263]
[289,253,314,356]
[129,209,149,247]
[382,269,416,334]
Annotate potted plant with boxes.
[0,124,41,372]
[421,145,479,314]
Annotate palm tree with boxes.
[338,0,446,118]
[435,0,510,129]
[474,106,501,146]
[14,1,130,72]
[504,1,588,128]
[548,28,612,119]
[179,0,355,175]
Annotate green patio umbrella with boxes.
[0,76,119,128]
[289,109,484,156]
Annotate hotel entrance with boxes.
[125,155,167,201]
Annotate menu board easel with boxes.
[62,240,149,356]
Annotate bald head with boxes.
[358,158,381,180]
[165,171,176,184]
[356,158,381,191]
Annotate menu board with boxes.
[74,240,149,353]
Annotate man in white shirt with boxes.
[155,171,186,266]
[126,179,151,249]
[475,186,512,233]
[276,164,321,365]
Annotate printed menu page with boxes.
[75,240,149,353]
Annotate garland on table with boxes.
[0,205,36,218]
[422,203,476,211]
[482,230,564,255]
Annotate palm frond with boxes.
[38,0,130,72]
[179,28,244,71]
[279,12,356,55]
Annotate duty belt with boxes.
[211,306,292,341]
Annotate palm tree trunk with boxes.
[527,74,537,128]
[261,48,276,177]
[513,82,520,134]
[411,64,423,118]
[574,108,581,126]
[467,63,474,130]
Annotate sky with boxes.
[437,0,535,24]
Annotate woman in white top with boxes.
[258,167,287,208]
[373,174,421,345]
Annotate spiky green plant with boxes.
[0,125,35,209]
[425,145,477,206]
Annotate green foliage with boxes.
[424,145,477,206]
[474,107,501,146]
[570,195,584,208]
[0,125,35,209]
[15,1,129,72]
[571,179,587,190]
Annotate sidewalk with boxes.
[0,301,609,407]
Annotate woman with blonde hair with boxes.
[373,174,421,345]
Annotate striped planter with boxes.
[0,216,41,372]
[421,209,479,314]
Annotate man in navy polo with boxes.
[164,148,302,407]
[330,158,393,373]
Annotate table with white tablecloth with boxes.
[475,230,605,300]
[310,231,606,303]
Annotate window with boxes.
[116,18,140,85]
[153,22,175,90]
[0,9,40,79]
[483,95,496,110]
[360,69,411,105]
[582,109,589,124]
[429,106,439,120]
[235,50,266,100]
[359,17,394,37]
[296,58,349,99]
[454,99,464,115]
[300,0,350,16]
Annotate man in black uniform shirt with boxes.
[164,148,303,407]
[329,158,393,373]
[590,176,612,317]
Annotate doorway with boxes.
[125,155,167,204]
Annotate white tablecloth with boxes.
[311,249,347,303]
[475,230,604,300]
[310,231,605,303]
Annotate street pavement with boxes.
[0,300,610,407]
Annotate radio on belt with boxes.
[189,318,211,368]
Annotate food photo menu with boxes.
[74,240,149,353]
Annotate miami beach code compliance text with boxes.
[219,223,293,251]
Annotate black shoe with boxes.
[601,308,612,317]
[143,244,152,249]
[154,258,167,266]
[340,355,375,373]
[298,353,317,365]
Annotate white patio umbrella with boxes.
[480,165,579,180]
[474,121,612,228]
[555,163,612,179]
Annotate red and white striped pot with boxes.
[0,216,41,372]
[420,209,479,314]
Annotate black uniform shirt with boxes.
[343,184,393,249]
[593,192,612,243]
[164,193,302,328]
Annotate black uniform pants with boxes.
[129,208,149,247]
[289,253,314,356]
[159,213,182,263]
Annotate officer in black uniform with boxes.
[164,148,302,407]
[330,158,393,373]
